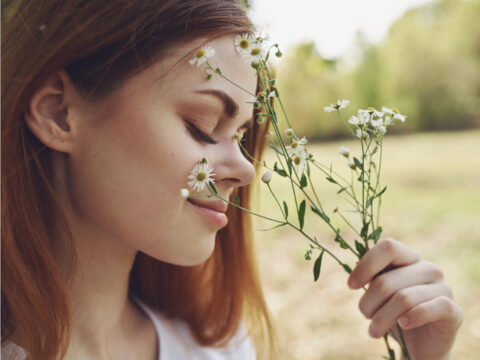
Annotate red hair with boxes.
[1,1,276,359]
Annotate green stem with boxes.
[267,183,287,220]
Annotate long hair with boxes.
[1,1,276,359]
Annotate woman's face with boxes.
[68,34,257,266]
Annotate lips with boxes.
[187,198,228,213]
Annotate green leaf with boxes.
[334,234,349,249]
[370,145,379,156]
[360,221,370,239]
[355,240,367,256]
[300,173,307,188]
[215,67,222,75]
[326,176,337,184]
[258,222,288,231]
[311,206,330,223]
[235,194,240,205]
[269,144,284,156]
[337,186,347,194]
[313,250,325,281]
[376,186,387,198]
[343,264,352,274]
[353,157,363,171]
[283,201,289,219]
[298,200,306,230]
[274,162,288,177]
[368,226,383,242]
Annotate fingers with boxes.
[358,260,445,319]
[366,282,453,338]
[398,295,464,332]
[348,238,422,290]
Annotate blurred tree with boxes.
[277,0,480,140]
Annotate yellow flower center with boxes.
[195,49,206,58]
[256,91,265,98]
[251,47,261,56]
[294,156,301,165]
[196,172,206,181]
[291,141,298,148]
[240,40,249,49]
[367,107,376,112]
[392,108,399,114]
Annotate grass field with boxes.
[250,129,480,359]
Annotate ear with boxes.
[24,69,78,153]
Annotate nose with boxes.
[213,141,256,191]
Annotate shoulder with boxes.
[1,340,27,360]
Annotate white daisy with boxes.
[286,136,308,154]
[349,110,371,127]
[241,43,266,65]
[189,46,215,67]
[382,106,406,122]
[187,161,216,192]
[290,149,308,174]
[234,33,254,54]
[338,145,350,158]
[359,107,383,119]
[324,99,349,113]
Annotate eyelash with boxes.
[185,121,218,144]
[185,120,247,145]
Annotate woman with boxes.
[1,1,463,359]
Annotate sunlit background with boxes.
[244,0,480,359]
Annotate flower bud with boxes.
[275,50,282,58]
[284,128,294,137]
[180,188,190,198]
[261,170,273,184]
[338,145,350,158]
[347,160,356,170]
[256,116,265,124]
[253,101,261,109]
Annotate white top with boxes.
[1,296,257,360]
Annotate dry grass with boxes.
[251,130,480,359]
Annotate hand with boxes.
[347,238,463,360]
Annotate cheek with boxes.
[67,106,201,251]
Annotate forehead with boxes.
[147,35,258,108]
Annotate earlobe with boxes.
[24,70,75,153]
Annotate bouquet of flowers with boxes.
[182,34,410,360]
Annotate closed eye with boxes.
[184,120,217,144]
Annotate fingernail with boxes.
[368,325,377,338]
[399,316,409,328]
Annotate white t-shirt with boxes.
[1,296,257,360]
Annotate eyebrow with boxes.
[193,89,254,129]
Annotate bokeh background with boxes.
[244,0,480,358]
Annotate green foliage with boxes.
[277,0,480,140]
